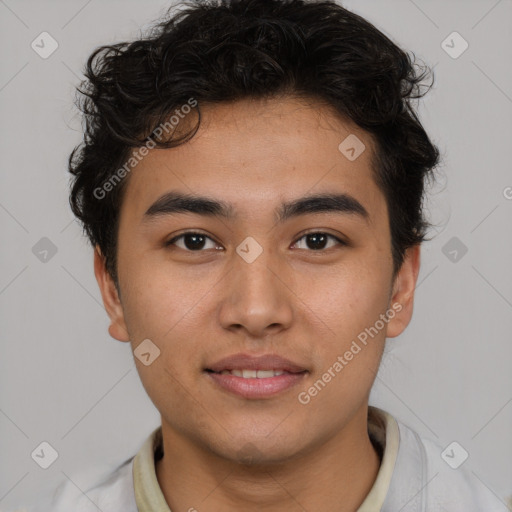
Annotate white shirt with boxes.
[19,407,507,511]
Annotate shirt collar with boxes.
[357,406,400,510]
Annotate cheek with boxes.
[299,268,390,406]
[119,270,219,392]
[302,263,392,344]
[118,252,212,339]
[122,275,206,409]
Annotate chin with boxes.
[208,434,306,467]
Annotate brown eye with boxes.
[165,232,222,251]
[292,232,345,251]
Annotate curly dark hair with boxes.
[69,0,440,288]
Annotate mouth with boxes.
[206,369,297,378]
[204,353,308,399]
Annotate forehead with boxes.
[119,97,385,222]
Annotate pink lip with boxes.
[204,353,308,399]
[206,371,307,399]
[205,353,307,373]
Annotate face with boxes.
[95,96,420,463]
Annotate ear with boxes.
[385,244,421,338]
[93,246,130,342]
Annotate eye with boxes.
[291,232,345,251]
[165,231,346,252]
[165,232,223,251]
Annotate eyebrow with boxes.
[143,191,370,224]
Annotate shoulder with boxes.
[389,418,505,512]
[24,458,137,512]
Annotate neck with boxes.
[155,405,381,511]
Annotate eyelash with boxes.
[164,231,347,252]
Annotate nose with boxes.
[218,247,294,339]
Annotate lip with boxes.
[205,353,308,373]
[206,371,307,399]
[204,353,308,399]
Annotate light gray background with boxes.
[1,0,511,509]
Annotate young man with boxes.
[23,0,506,510]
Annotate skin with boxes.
[94,96,420,512]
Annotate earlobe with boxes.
[385,245,421,338]
[93,246,130,342]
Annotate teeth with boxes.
[256,370,278,378]
[219,369,286,378]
